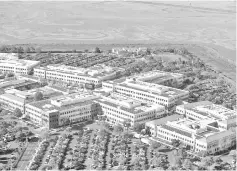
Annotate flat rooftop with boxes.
[146,114,183,126]
[180,101,213,109]
[119,80,187,97]
[0,93,33,104]
[0,59,39,67]
[28,97,95,112]
[50,92,96,102]
[132,70,183,81]
[190,104,237,120]
[96,97,159,115]
[161,124,192,138]
[35,64,124,78]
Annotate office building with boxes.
[0,59,40,75]
[129,70,184,86]
[176,101,236,129]
[155,118,236,154]
[102,79,189,108]
[95,93,166,126]
[25,93,100,129]
[34,64,125,88]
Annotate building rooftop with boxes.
[0,93,32,104]
[161,124,192,138]
[27,87,64,99]
[146,114,183,126]
[27,93,96,112]
[0,80,26,89]
[118,80,188,98]
[130,70,183,82]
[35,64,124,79]
[0,59,40,67]
[96,93,161,115]
[180,101,213,109]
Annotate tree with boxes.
[200,156,214,168]
[103,122,111,131]
[94,47,101,53]
[173,156,182,168]
[6,72,14,78]
[197,150,207,157]
[171,139,180,148]
[150,141,161,150]
[61,117,70,127]
[123,119,131,132]
[98,129,107,138]
[0,128,7,137]
[177,147,187,158]
[133,123,144,133]
[0,110,8,116]
[113,124,124,135]
[34,91,43,101]
[14,108,22,118]
[182,158,192,170]
[214,157,223,164]
[16,132,26,141]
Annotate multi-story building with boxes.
[0,90,34,114]
[34,64,125,88]
[0,59,40,75]
[145,114,183,137]
[155,118,236,154]
[0,86,66,114]
[0,53,18,60]
[102,79,189,108]
[129,70,184,86]
[176,101,236,129]
[112,47,148,55]
[95,93,165,126]
[25,93,100,129]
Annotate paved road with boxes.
[16,142,38,170]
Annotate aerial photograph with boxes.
[0,0,236,170]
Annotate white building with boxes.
[0,90,34,114]
[0,59,40,75]
[156,118,236,154]
[25,93,100,129]
[0,53,18,60]
[34,64,125,88]
[112,47,148,55]
[176,101,236,129]
[102,79,189,109]
[129,70,184,86]
[145,114,182,137]
[95,93,165,126]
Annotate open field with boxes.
[0,1,235,83]
[0,1,235,49]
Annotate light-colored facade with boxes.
[0,91,33,114]
[145,114,182,137]
[0,86,66,114]
[155,118,236,154]
[176,101,236,129]
[95,93,166,126]
[0,53,18,60]
[34,64,125,87]
[0,59,40,75]
[129,70,184,86]
[25,93,99,129]
[102,79,189,108]
[112,47,148,54]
